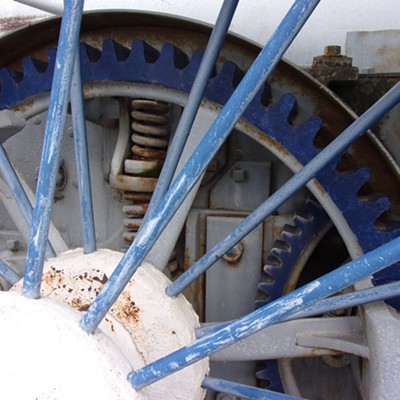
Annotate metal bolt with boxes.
[6,239,20,251]
[231,167,246,182]
[223,242,244,264]
[324,45,341,56]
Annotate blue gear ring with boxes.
[0,40,399,298]
[255,199,331,391]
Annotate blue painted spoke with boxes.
[81,0,321,334]
[0,144,55,257]
[166,80,400,297]
[128,236,400,389]
[71,53,96,254]
[202,377,303,400]
[196,280,400,338]
[22,0,84,299]
[142,0,239,222]
[0,259,20,286]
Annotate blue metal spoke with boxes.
[70,53,96,254]
[22,0,84,299]
[166,81,400,297]
[128,236,400,389]
[142,0,239,223]
[196,280,400,338]
[0,259,20,286]
[0,144,55,257]
[80,0,321,334]
[202,377,304,400]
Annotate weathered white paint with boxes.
[9,248,208,400]
[2,0,400,66]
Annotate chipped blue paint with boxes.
[166,80,400,297]
[196,280,400,338]
[142,0,239,222]
[22,0,84,299]
[129,236,400,389]
[80,0,321,334]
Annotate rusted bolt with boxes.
[231,167,246,182]
[223,242,244,264]
[6,239,20,251]
[324,45,341,56]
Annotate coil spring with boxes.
[122,99,170,246]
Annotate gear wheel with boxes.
[1,37,399,397]
[1,39,398,293]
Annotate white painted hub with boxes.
[5,248,208,399]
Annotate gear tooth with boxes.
[352,194,392,225]
[91,40,130,81]
[0,67,22,84]
[294,115,323,156]
[344,193,395,252]
[0,68,21,109]
[145,42,193,92]
[206,62,243,103]
[273,239,290,252]
[270,92,297,120]
[255,362,284,392]
[81,42,102,63]
[158,43,189,69]
[183,50,204,83]
[101,40,130,61]
[20,57,53,94]
[243,84,271,123]
[130,39,160,64]
[254,298,268,309]
[22,57,48,74]
[281,223,301,238]
[329,167,371,210]
[264,254,282,269]
[79,43,102,82]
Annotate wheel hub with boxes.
[6,249,208,400]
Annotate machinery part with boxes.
[255,199,332,392]
[122,99,170,246]
[6,249,207,400]
[0,9,400,399]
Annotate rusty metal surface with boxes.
[0,10,399,225]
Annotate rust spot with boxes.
[78,304,90,312]
[111,292,140,325]
[0,16,39,33]
[92,273,108,284]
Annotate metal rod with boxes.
[22,0,84,299]
[17,0,95,253]
[196,280,400,338]
[0,145,55,257]
[128,236,400,389]
[142,0,239,223]
[202,377,303,400]
[0,259,20,286]
[70,53,96,254]
[166,80,400,297]
[80,0,321,334]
